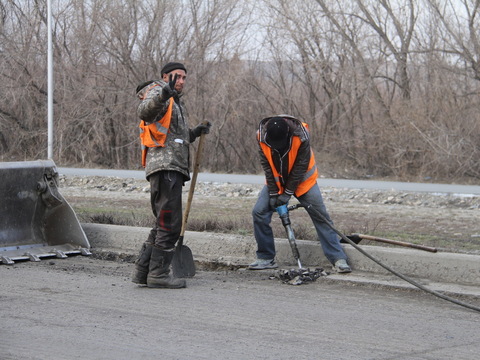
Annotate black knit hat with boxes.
[266,117,290,149]
[161,62,187,76]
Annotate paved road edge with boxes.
[81,223,480,297]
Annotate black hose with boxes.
[296,203,480,313]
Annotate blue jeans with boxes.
[252,184,348,265]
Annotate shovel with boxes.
[342,233,438,253]
[171,128,207,278]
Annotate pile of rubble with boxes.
[273,267,329,285]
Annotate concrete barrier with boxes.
[82,223,480,287]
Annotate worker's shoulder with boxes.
[288,118,310,141]
[136,80,164,100]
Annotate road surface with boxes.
[1,256,479,360]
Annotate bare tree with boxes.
[426,0,480,81]
[354,0,417,100]
[0,0,48,160]
[0,0,478,180]
[257,0,352,146]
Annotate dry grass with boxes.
[66,186,480,254]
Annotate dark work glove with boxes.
[192,121,212,138]
[269,196,278,210]
[160,73,179,101]
[275,193,291,208]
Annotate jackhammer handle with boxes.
[276,204,288,216]
[354,233,438,253]
[287,204,304,211]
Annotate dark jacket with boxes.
[257,115,312,196]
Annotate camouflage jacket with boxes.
[136,80,196,181]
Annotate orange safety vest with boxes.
[259,124,318,197]
[138,84,174,167]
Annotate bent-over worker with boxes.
[250,115,351,273]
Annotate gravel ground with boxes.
[59,175,480,254]
[59,175,480,209]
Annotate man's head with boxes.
[266,117,290,150]
[161,62,187,93]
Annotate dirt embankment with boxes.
[59,175,480,254]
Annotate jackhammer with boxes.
[275,203,303,269]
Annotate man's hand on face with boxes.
[160,73,179,101]
[168,73,178,90]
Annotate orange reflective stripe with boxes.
[139,99,174,167]
[295,150,317,196]
[291,123,318,196]
[260,141,284,194]
[287,137,301,172]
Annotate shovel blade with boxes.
[172,245,196,278]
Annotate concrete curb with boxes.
[82,223,480,296]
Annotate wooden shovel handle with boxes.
[179,124,207,238]
[354,233,438,253]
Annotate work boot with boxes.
[132,242,153,285]
[248,258,278,270]
[334,259,352,273]
[147,247,186,289]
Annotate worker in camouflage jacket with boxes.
[132,62,210,289]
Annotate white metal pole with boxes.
[47,0,53,159]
